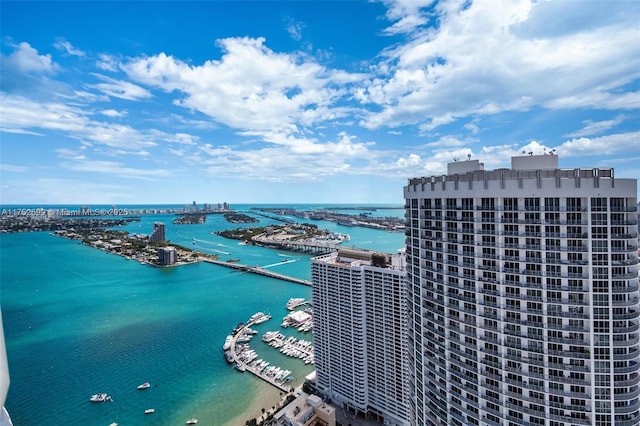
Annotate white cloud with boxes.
[61,159,169,179]
[89,74,152,100]
[421,135,475,149]
[0,164,29,173]
[564,115,626,138]
[55,148,88,161]
[169,133,199,145]
[123,37,364,150]
[464,120,480,135]
[149,130,199,146]
[96,53,119,72]
[361,0,640,131]
[555,131,640,158]
[54,39,86,57]
[100,109,128,118]
[0,94,88,133]
[1,41,57,74]
[56,149,169,179]
[0,94,157,153]
[395,153,422,168]
[286,18,305,41]
[191,131,376,182]
[0,178,132,204]
[380,0,436,35]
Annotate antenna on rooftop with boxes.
[528,151,533,156]
[467,154,471,161]
[550,149,556,155]
[453,157,459,162]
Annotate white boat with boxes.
[137,382,151,390]
[89,393,112,402]
[145,408,155,414]
[186,419,198,425]
[286,298,306,310]
[248,312,271,324]
[253,314,271,324]
[223,335,233,350]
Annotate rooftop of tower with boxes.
[313,248,406,271]
[446,154,559,175]
[405,153,625,189]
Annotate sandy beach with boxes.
[226,380,283,425]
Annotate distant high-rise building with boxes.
[149,222,166,244]
[311,248,409,425]
[404,155,639,426]
[158,246,176,266]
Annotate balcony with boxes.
[615,387,640,401]
[613,375,640,387]
[613,298,640,307]
[613,233,640,240]
[613,271,640,280]
[480,415,502,426]
[481,357,502,369]
[614,414,640,426]
[614,310,640,321]
[614,361,639,374]
[613,335,640,347]
[613,284,640,293]
[613,348,640,361]
[547,413,591,425]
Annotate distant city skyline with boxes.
[1,1,639,204]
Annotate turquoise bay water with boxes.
[0,205,405,425]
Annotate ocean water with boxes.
[0,205,404,425]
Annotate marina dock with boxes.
[202,258,311,286]
[223,314,293,393]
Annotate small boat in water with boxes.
[186,419,198,425]
[89,393,112,402]
[137,382,151,390]
[145,408,155,414]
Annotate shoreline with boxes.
[227,381,282,425]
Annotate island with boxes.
[216,223,349,255]
[173,213,206,224]
[54,227,218,267]
[224,212,260,224]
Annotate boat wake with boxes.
[192,239,232,254]
[261,259,300,269]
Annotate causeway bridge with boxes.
[201,258,312,286]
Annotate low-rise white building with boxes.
[274,392,336,426]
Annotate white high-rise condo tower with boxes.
[403,155,638,426]
[311,249,410,425]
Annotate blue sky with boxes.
[1,0,639,205]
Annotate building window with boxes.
[591,197,608,212]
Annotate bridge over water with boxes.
[201,258,312,286]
